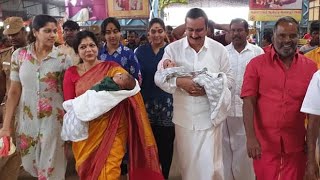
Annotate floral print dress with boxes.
[10,43,72,179]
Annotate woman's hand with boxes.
[0,128,11,138]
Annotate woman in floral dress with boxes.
[0,15,71,179]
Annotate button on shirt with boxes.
[226,42,264,117]
[10,43,72,121]
[241,46,317,153]
[155,36,234,130]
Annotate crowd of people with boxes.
[0,7,320,180]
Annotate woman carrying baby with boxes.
[63,30,163,180]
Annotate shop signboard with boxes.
[249,0,303,21]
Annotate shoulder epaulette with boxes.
[0,46,13,53]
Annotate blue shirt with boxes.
[99,44,142,83]
[136,43,171,99]
[135,43,173,126]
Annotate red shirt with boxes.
[241,46,317,153]
[63,66,80,101]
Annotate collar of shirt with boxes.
[270,45,299,64]
[229,41,256,54]
[101,43,124,56]
[0,46,14,54]
[182,36,209,51]
[28,43,60,60]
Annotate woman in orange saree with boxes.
[63,30,163,180]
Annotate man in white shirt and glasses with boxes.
[223,18,264,180]
[155,8,233,180]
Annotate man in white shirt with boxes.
[155,8,233,180]
[300,70,320,180]
[224,18,264,180]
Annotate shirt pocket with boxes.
[287,77,309,101]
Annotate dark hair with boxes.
[165,25,173,31]
[62,20,80,31]
[230,18,249,32]
[310,21,320,33]
[101,17,121,36]
[273,16,299,34]
[128,30,137,36]
[123,74,136,90]
[149,18,165,30]
[185,8,208,28]
[73,30,99,54]
[263,31,273,44]
[27,14,57,43]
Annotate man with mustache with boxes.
[241,16,317,180]
[223,18,264,180]
[0,16,27,180]
[155,8,233,179]
[59,20,80,65]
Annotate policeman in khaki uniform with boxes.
[0,16,27,180]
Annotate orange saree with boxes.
[73,62,163,180]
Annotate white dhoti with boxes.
[222,117,255,180]
[170,124,224,180]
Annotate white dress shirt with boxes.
[226,42,264,117]
[155,36,234,130]
[301,70,320,115]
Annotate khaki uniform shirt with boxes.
[0,46,14,122]
[58,43,80,65]
[0,46,14,102]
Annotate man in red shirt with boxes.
[241,16,317,180]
